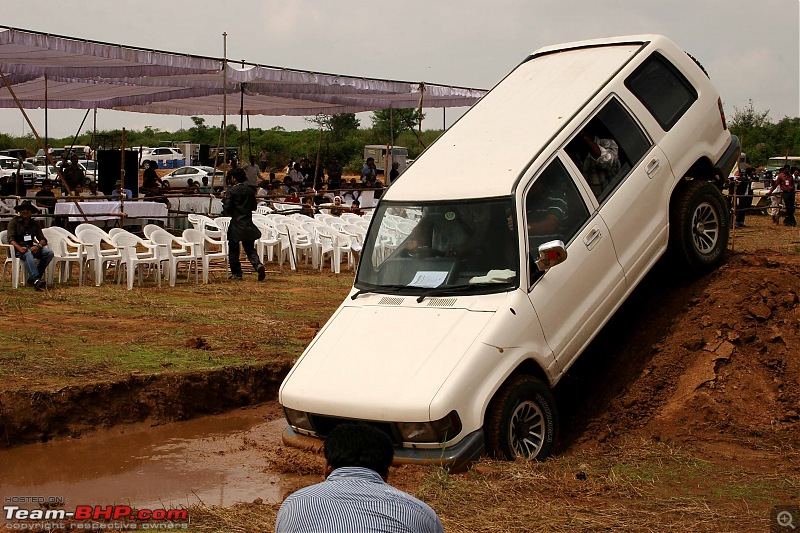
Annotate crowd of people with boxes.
[728,164,797,227]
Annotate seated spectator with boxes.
[7,200,54,290]
[111,180,133,199]
[300,196,318,217]
[284,188,301,204]
[345,200,363,216]
[256,179,270,198]
[81,181,104,198]
[35,181,57,215]
[198,176,212,194]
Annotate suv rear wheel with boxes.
[669,180,729,274]
[485,375,558,460]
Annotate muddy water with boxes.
[0,403,310,512]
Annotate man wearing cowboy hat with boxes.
[7,200,53,290]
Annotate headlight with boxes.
[284,407,313,432]
[397,411,462,443]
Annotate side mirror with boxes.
[535,240,567,271]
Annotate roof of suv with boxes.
[386,35,693,202]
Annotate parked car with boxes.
[36,165,60,185]
[78,160,97,183]
[0,155,37,186]
[140,147,185,169]
[279,34,739,470]
[160,165,225,190]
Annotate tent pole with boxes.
[239,71,244,160]
[0,69,88,221]
[314,121,323,190]
[92,107,97,157]
[44,75,48,157]
[247,112,252,158]
[222,32,228,173]
[389,107,394,185]
[417,83,424,154]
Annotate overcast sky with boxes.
[1,0,798,138]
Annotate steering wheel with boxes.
[406,246,445,259]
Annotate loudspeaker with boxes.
[199,144,210,166]
[97,150,140,197]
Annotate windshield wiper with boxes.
[415,282,512,303]
[350,284,409,300]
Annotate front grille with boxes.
[308,414,400,445]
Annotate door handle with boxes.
[645,158,660,176]
[583,227,602,249]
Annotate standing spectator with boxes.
[242,155,261,188]
[62,154,85,193]
[142,161,161,190]
[226,158,239,188]
[7,200,53,290]
[275,424,444,533]
[361,157,377,183]
[288,163,304,188]
[222,168,266,281]
[389,161,400,184]
[258,149,268,172]
[734,166,754,228]
[326,156,343,189]
[768,165,797,227]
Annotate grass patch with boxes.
[0,268,353,391]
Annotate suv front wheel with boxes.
[669,180,729,275]
[485,375,558,460]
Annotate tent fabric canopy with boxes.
[0,26,487,117]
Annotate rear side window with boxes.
[625,52,697,131]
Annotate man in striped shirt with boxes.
[275,424,444,533]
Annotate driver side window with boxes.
[525,159,590,280]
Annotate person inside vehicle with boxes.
[570,121,620,199]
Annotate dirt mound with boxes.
[0,363,292,447]
[579,251,800,459]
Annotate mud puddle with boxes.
[0,402,308,512]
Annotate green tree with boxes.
[371,108,425,141]
[730,99,771,129]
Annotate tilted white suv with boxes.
[279,35,740,470]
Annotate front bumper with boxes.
[282,425,485,473]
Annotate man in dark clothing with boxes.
[62,154,85,193]
[222,168,265,281]
[34,181,57,215]
[7,200,54,290]
[326,157,343,189]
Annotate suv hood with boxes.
[280,304,494,421]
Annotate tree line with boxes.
[0,109,434,174]
[729,100,800,167]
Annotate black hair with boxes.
[324,424,394,478]
[231,168,247,182]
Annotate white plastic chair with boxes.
[42,227,85,286]
[150,229,198,286]
[253,219,281,264]
[274,223,313,270]
[111,232,162,290]
[143,224,165,240]
[75,228,121,286]
[181,228,228,284]
[0,230,26,289]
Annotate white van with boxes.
[279,35,739,470]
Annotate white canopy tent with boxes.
[0,26,486,117]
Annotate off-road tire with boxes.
[485,375,558,460]
[669,180,729,275]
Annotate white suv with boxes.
[139,147,185,169]
[279,35,739,470]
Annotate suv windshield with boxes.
[356,198,519,295]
